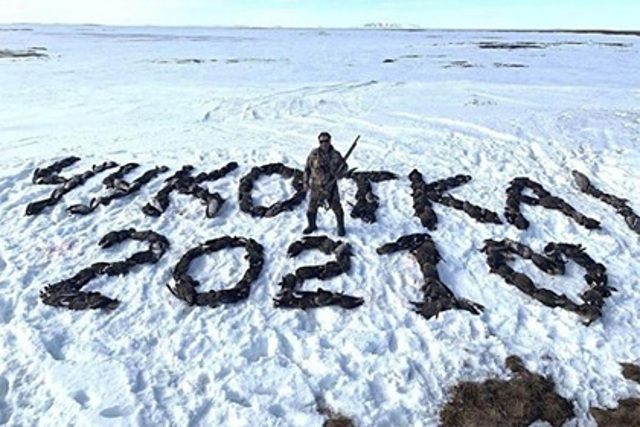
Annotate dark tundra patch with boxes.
[439,355,575,427]
[478,41,547,50]
[444,60,480,68]
[494,62,528,68]
[590,363,640,425]
[0,48,48,59]
[324,415,355,427]
[152,57,285,65]
[316,395,355,427]
[621,363,640,383]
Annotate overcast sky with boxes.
[1,0,639,29]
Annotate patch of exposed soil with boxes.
[494,62,527,68]
[152,57,285,65]
[0,48,48,59]
[589,363,640,426]
[324,415,355,427]
[477,40,632,50]
[316,395,355,427]
[444,60,481,68]
[591,399,640,426]
[478,41,546,50]
[621,363,640,383]
[382,54,423,64]
[440,355,575,427]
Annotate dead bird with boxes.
[538,196,564,210]
[102,261,131,276]
[32,155,81,183]
[90,262,111,275]
[34,174,67,185]
[625,214,640,233]
[397,233,428,250]
[534,288,563,308]
[462,200,482,217]
[418,208,438,230]
[167,277,198,306]
[443,196,464,210]
[252,206,268,217]
[319,238,339,254]
[66,198,100,215]
[25,197,58,216]
[62,292,119,311]
[376,242,400,255]
[263,203,283,218]
[577,216,601,230]
[571,170,592,192]
[318,261,345,279]
[99,228,136,248]
[491,264,515,278]
[110,177,132,193]
[295,265,324,280]
[334,241,351,259]
[205,193,224,218]
[287,241,305,257]
[278,274,300,292]
[531,253,565,275]
[127,250,159,265]
[202,236,234,251]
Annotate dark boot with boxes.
[336,211,346,236]
[303,212,317,234]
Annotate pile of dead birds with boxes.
[505,177,600,230]
[40,229,169,310]
[31,156,81,184]
[377,233,484,319]
[26,157,119,215]
[572,170,640,235]
[67,163,169,215]
[345,170,397,223]
[273,235,363,309]
[482,238,614,324]
[238,163,306,218]
[142,162,238,218]
[439,355,575,427]
[167,236,263,308]
[409,170,502,230]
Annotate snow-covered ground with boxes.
[1,24,639,426]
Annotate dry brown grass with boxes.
[439,356,574,427]
[590,399,640,426]
[316,395,355,427]
[621,363,640,383]
[323,415,355,427]
[589,363,640,426]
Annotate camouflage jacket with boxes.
[303,146,348,190]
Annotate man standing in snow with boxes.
[302,132,348,236]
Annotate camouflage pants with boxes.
[308,184,343,216]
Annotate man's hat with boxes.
[318,132,331,141]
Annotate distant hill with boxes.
[363,22,406,29]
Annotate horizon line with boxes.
[2,22,639,36]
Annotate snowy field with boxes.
[1,24,639,425]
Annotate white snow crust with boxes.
[0,24,639,426]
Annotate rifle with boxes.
[323,135,360,209]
